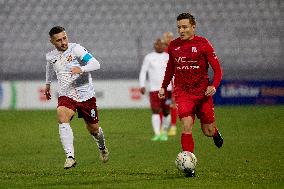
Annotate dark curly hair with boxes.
[49,26,65,37]
[177,13,196,26]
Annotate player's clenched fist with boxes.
[205,86,216,96]
[71,66,82,75]
[45,84,51,100]
[158,88,165,99]
[140,87,146,95]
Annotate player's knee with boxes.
[181,116,194,134]
[182,125,193,134]
[57,113,69,123]
[57,112,70,123]
[57,107,73,123]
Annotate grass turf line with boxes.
[0,106,283,188]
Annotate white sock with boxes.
[59,123,74,158]
[162,115,171,133]
[151,114,161,135]
[92,127,106,150]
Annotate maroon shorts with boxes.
[149,91,172,110]
[58,96,99,124]
[175,91,215,124]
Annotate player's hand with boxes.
[205,86,216,96]
[140,87,146,95]
[158,88,165,99]
[45,84,51,100]
[71,66,82,75]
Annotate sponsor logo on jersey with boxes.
[192,47,197,52]
[174,47,180,51]
[175,57,197,64]
[66,55,73,63]
[175,57,199,70]
[176,65,200,70]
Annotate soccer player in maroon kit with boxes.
[158,13,223,177]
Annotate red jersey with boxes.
[164,46,169,53]
[162,35,222,96]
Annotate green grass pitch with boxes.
[0,106,283,188]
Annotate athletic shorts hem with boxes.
[179,112,194,119]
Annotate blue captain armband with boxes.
[82,53,93,64]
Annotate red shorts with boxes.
[58,96,99,124]
[149,91,172,110]
[175,91,215,124]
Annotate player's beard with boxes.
[60,45,68,51]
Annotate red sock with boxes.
[170,107,177,126]
[181,133,194,153]
[159,112,163,120]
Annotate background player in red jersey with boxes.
[158,13,223,177]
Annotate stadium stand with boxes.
[0,0,283,80]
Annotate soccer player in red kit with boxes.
[158,13,223,177]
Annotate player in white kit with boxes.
[139,38,172,141]
[45,26,109,169]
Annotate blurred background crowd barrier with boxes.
[0,0,283,108]
[0,0,283,80]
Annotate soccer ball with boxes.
[175,151,197,172]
